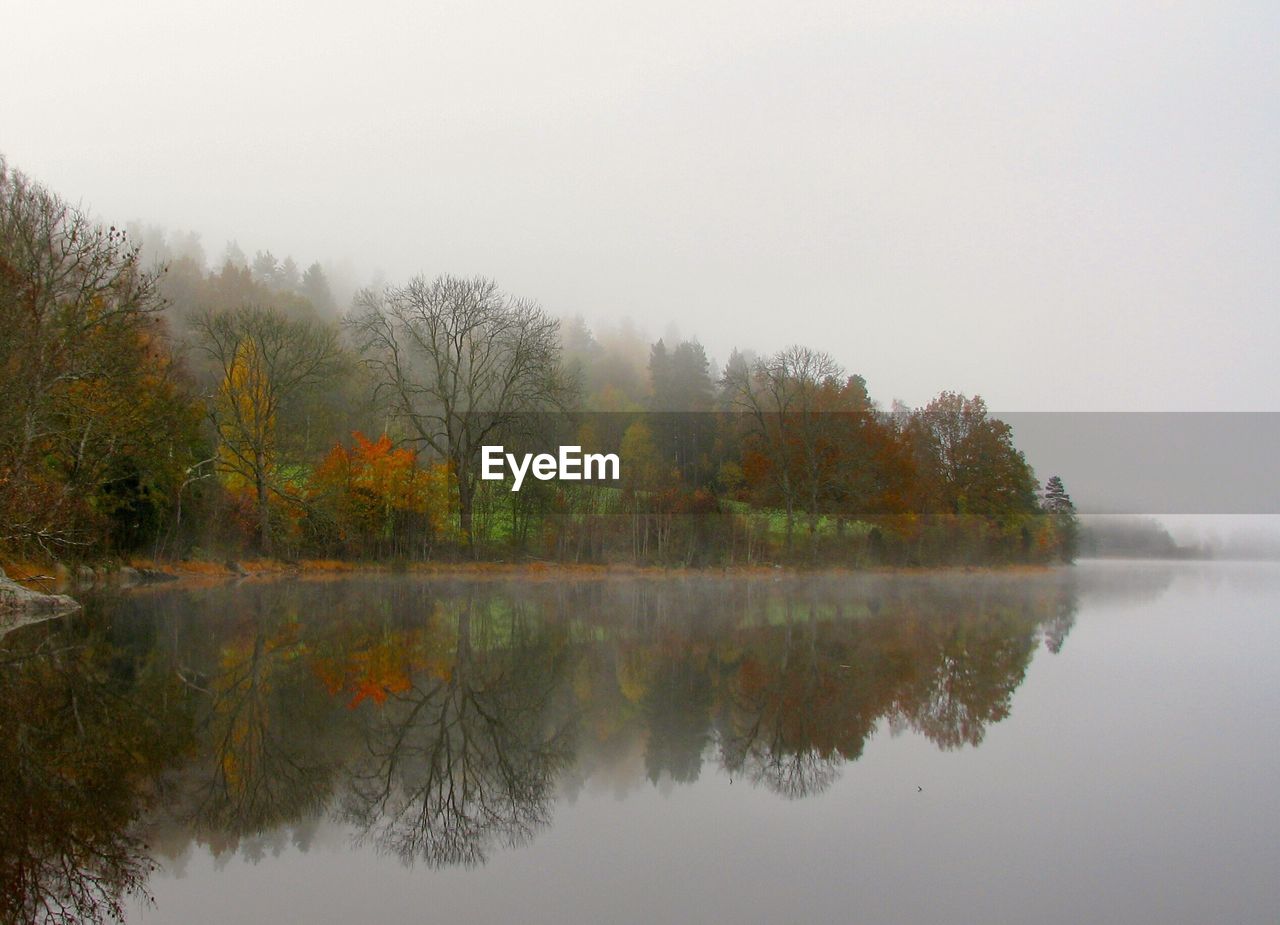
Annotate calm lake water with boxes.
[3,561,1278,924]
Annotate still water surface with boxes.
[3,562,1278,924]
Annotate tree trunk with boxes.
[256,468,272,556]
[456,456,475,553]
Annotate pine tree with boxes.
[1042,475,1078,561]
[301,262,336,313]
[1043,475,1073,513]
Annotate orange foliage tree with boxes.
[308,432,452,558]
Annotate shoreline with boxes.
[0,556,1068,597]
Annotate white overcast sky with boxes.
[3,0,1277,410]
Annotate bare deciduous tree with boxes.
[347,274,572,547]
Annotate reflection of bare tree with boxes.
[0,619,185,925]
[723,735,843,800]
[342,597,575,868]
[717,614,859,799]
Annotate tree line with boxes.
[0,156,1078,566]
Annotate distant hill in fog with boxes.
[1080,517,1280,561]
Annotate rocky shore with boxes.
[0,566,81,630]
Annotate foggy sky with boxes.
[4,1,1277,411]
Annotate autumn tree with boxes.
[0,156,201,555]
[347,275,573,547]
[192,305,343,553]
[908,392,1039,519]
[722,345,846,547]
[309,432,451,557]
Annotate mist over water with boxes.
[4,563,1277,923]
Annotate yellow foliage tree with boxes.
[193,305,341,553]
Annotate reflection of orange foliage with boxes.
[311,627,441,708]
[349,673,413,707]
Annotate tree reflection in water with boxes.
[182,607,342,848]
[0,569,1113,920]
[340,593,576,867]
[0,613,189,924]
